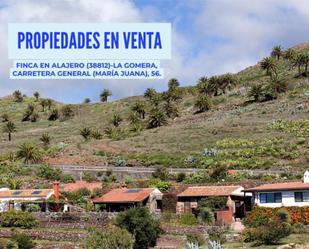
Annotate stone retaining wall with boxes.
[34,212,111,229]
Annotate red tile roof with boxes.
[246,182,309,192]
[93,188,155,203]
[0,189,54,199]
[177,186,242,197]
[62,181,102,192]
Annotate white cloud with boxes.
[1,0,309,102]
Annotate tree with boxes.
[294,53,309,76]
[284,48,296,62]
[260,57,278,79]
[115,206,160,249]
[147,108,167,128]
[100,89,112,102]
[208,76,220,96]
[22,104,35,122]
[33,91,40,101]
[248,84,264,102]
[194,95,211,113]
[46,99,53,110]
[168,78,179,89]
[40,133,51,148]
[219,73,238,94]
[13,90,23,102]
[80,127,92,141]
[271,45,283,60]
[131,101,146,119]
[111,114,122,127]
[84,98,91,103]
[61,105,74,120]
[37,164,61,180]
[144,88,156,100]
[39,99,48,112]
[196,76,209,95]
[3,121,16,141]
[163,101,179,118]
[84,226,134,249]
[16,142,42,164]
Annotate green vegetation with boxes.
[84,226,134,249]
[0,211,38,229]
[114,206,160,249]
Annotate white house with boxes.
[0,182,60,212]
[245,171,309,208]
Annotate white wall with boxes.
[254,190,309,208]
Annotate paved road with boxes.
[29,164,286,175]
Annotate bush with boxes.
[114,206,160,249]
[37,164,61,180]
[151,180,170,193]
[61,173,75,183]
[152,166,169,181]
[198,197,227,211]
[0,211,38,228]
[25,204,41,212]
[9,234,34,249]
[178,212,198,226]
[84,226,134,249]
[112,156,126,167]
[242,220,291,245]
[207,227,227,244]
[83,171,95,182]
[186,234,205,246]
[198,207,214,224]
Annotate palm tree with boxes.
[40,99,48,112]
[16,142,42,164]
[219,74,238,94]
[194,95,212,113]
[284,48,296,61]
[164,101,179,118]
[260,57,278,79]
[147,108,168,128]
[111,114,122,127]
[168,78,179,90]
[80,127,92,141]
[40,133,51,148]
[144,88,157,100]
[271,45,283,60]
[46,99,53,110]
[22,103,35,122]
[3,121,16,141]
[293,53,309,76]
[33,91,40,101]
[208,76,220,96]
[100,89,112,102]
[131,101,146,119]
[13,90,23,102]
[248,84,264,102]
[197,76,209,95]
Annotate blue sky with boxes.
[1,0,309,103]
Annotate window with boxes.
[295,192,303,202]
[295,192,309,202]
[260,193,282,203]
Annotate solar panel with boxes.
[12,191,22,195]
[31,190,42,195]
[126,189,140,193]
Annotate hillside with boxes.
[0,44,309,173]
